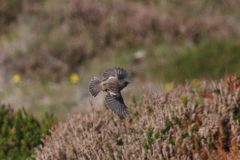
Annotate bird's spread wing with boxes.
[103,67,128,80]
[105,93,130,117]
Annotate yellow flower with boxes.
[70,73,79,84]
[165,82,174,90]
[12,74,21,83]
[191,79,201,87]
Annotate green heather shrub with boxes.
[0,105,57,159]
[34,74,240,159]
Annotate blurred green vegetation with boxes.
[0,0,240,82]
[143,39,240,83]
[0,105,57,159]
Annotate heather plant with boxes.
[0,105,57,159]
[1,0,240,80]
[34,74,240,159]
[0,0,23,32]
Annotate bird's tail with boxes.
[89,77,102,97]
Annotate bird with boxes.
[89,67,130,117]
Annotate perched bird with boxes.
[89,67,130,117]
